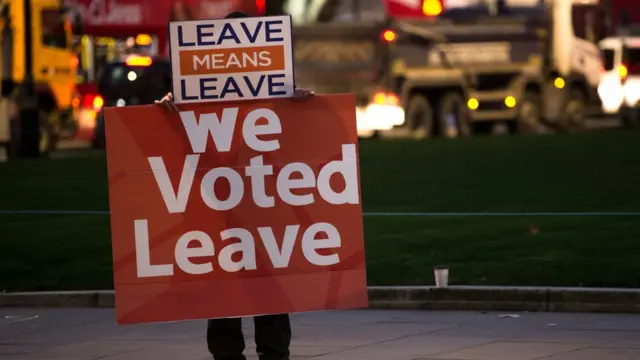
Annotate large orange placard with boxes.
[104,94,368,325]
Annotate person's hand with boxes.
[155,92,178,112]
[291,87,315,101]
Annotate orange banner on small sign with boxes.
[104,94,368,325]
[178,45,286,76]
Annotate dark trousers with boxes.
[207,314,291,360]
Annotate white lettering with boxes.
[193,55,209,71]
[317,144,360,205]
[226,53,242,68]
[258,225,299,268]
[133,221,343,278]
[212,53,225,68]
[242,108,282,152]
[218,228,257,272]
[243,52,258,67]
[277,162,315,206]
[148,154,199,214]
[302,222,341,266]
[258,51,272,66]
[136,104,360,279]
[151,109,360,213]
[245,155,274,208]
[180,108,239,153]
[200,167,244,211]
[175,231,214,275]
[148,145,360,214]
[134,219,173,277]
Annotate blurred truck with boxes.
[598,33,640,128]
[0,0,78,153]
[596,0,640,128]
[289,0,619,138]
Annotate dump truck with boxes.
[0,0,78,153]
[290,0,614,138]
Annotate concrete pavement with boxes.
[2,309,640,360]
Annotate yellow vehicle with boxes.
[0,0,77,153]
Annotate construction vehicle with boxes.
[598,33,640,128]
[290,0,618,138]
[0,0,78,154]
[597,0,640,128]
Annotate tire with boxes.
[7,115,55,157]
[39,127,51,154]
[438,92,471,138]
[405,94,434,139]
[621,107,640,129]
[516,91,546,134]
[561,90,587,131]
[41,124,62,154]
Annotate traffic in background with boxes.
[64,0,442,145]
[68,0,640,146]
[6,0,636,158]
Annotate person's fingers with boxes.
[291,88,314,100]
[169,102,178,112]
[292,88,305,99]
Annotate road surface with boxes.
[2,308,640,359]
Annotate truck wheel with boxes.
[438,92,471,138]
[39,126,59,155]
[406,94,434,139]
[621,107,640,129]
[516,92,545,134]
[562,90,587,131]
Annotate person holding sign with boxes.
[156,90,313,360]
[156,11,315,360]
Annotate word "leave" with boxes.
[135,221,341,277]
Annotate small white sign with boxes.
[168,15,295,104]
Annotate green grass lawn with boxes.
[1,131,640,291]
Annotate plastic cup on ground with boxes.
[434,266,449,288]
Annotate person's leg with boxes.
[253,314,291,360]
[207,318,246,360]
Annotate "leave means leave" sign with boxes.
[168,15,295,104]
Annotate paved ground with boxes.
[2,309,640,360]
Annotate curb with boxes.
[1,286,639,313]
[368,286,640,313]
